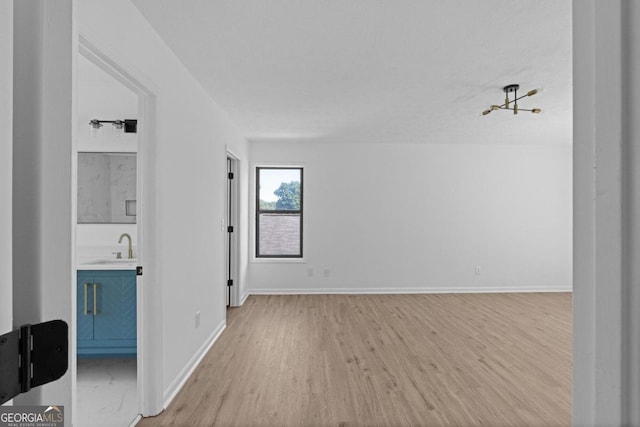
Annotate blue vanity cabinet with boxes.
[77,270,137,357]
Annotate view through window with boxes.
[256,167,303,257]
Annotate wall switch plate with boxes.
[475,266,481,275]
[195,311,200,328]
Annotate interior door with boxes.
[226,157,234,307]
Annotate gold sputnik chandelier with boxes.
[482,84,541,116]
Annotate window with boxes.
[256,167,303,258]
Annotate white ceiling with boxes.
[132,0,572,145]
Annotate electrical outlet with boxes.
[475,266,481,275]
[195,311,200,328]
[307,268,314,277]
[323,269,330,278]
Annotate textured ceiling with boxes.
[132,0,572,145]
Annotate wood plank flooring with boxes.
[138,293,572,427]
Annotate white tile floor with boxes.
[77,358,138,427]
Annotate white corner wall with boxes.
[249,141,572,293]
[0,0,13,336]
[77,0,249,411]
[76,54,138,152]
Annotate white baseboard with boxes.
[240,290,250,305]
[248,285,572,295]
[163,320,226,409]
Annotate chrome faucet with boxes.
[118,233,134,259]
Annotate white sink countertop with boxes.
[77,257,137,270]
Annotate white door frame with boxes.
[573,1,640,425]
[226,151,241,307]
[74,36,163,417]
[0,0,12,346]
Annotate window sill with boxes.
[251,257,306,264]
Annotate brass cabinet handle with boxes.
[84,283,89,315]
[93,283,98,315]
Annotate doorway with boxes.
[75,48,140,427]
[72,36,161,426]
[226,154,240,307]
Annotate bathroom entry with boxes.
[74,46,143,427]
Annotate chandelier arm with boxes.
[499,107,537,112]
[511,93,533,103]
[495,94,535,110]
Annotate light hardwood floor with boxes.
[139,293,572,427]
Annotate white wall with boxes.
[76,53,138,152]
[13,0,74,410]
[77,0,249,411]
[249,141,572,293]
[0,0,13,336]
